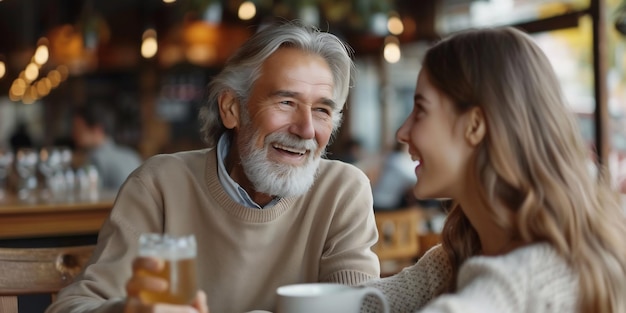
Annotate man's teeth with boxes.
[273,144,306,155]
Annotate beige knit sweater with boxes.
[364,243,579,313]
[47,148,380,313]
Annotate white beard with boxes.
[239,129,322,198]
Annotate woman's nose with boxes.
[396,120,410,144]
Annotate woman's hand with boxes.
[124,256,209,313]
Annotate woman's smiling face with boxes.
[396,70,476,201]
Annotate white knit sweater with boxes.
[363,243,579,313]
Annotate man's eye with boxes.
[314,107,331,115]
[279,100,295,106]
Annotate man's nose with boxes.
[289,107,315,140]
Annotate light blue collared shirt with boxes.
[216,134,280,209]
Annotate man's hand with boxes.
[124,256,209,313]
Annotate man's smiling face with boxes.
[232,47,337,197]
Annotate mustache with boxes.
[264,132,318,152]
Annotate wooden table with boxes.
[0,190,117,240]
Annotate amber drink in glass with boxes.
[138,233,198,305]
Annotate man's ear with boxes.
[465,107,486,146]
[219,91,240,130]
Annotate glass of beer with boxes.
[138,233,198,305]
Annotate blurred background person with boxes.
[372,142,417,210]
[72,101,142,191]
[334,137,366,165]
[9,121,34,152]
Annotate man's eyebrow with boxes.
[320,98,337,111]
[271,90,298,98]
[271,90,338,111]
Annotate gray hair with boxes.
[199,21,354,147]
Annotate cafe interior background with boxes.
[0,0,625,310]
[0,0,625,204]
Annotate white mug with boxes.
[276,283,389,313]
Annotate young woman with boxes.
[364,27,626,313]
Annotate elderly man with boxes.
[47,22,380,313]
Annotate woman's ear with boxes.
[219,91,240,130]
[465,107,486,146]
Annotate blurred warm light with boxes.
[238,1,256,20]
[159,45,184,68]
[182,21,219,65]
[0,61,5,79]
[183,21,219,45]
[384,37,401,64]
[141,29,158,59]
[24,63,39,81]
[11,78,27,97]
[186,45,217,66]
[33,38,50,65]
[48,70,61,87]
[163,0,176,3]
[22,86,38,104]
[41,77,52,89]
[388,16,404,35]
[36,80,50,96]
[34,44,49,65]
[9,89,20,102]
[48,25,84,65]
[142,37,158,59]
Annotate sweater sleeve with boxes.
[420,244,578,313]
[361,245,452,313]
[46,168,164,313]
[318,163,381,286]
[418,253,527,313]
[363,243,577,313]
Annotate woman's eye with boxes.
[414,106,426,119]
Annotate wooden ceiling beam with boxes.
[511,9,587,34]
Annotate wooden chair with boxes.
[418,232,442,257]
[0,245,95,313]
[373,208,421,276]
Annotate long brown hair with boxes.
[424,27,626,312]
